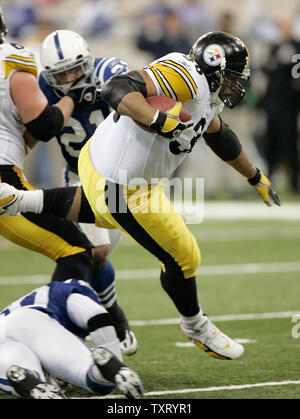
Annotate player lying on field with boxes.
[0,279,143,399]
[0,32,280,363]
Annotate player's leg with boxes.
[81,225,138,355]
[0,166,93,282]
[101,181,244,360]
[0,213,93,282]
[67,292,143,398]
[63,168,136,354]
[0,341,45,397]
[0,339,64,399]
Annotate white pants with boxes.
[64,168,123,253]
[0,308,114,396]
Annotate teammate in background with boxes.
[0,279,143,399]
[38,30,137,354]
[0,32,281,362]
[0,10,136,355]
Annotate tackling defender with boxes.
[0,10,136,355]
[0,32,280,362]
[0,279,143,399]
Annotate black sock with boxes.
[160,271,200,317]
[106,301,130,341]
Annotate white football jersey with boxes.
[0,42,38,169]
[90,52,223,185]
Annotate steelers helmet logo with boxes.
[203,44,225,67]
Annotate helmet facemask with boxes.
[42,55,94,95]
[207,57,250,108]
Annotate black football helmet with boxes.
[0,7,7,44]
[190,31,250,108]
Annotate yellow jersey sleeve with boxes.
[2,51,38,79]
[147,59,198,104]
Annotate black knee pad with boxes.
[52,249,93,282]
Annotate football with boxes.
[133,96,191,132]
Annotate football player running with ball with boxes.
[0,9,137,356]
[0,32,280,362]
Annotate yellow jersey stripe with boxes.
[2,60,37,78]
[153,67,178,100]
[150,63,193,104]
[7,54,36,63]
[163,59,197,94]
[148,67,172,98]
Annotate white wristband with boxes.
[150,109,160,125]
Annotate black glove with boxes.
[149,102,193,138]
[66,76,100,104]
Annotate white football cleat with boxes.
[93,347,144,399]
[0,183,23,217]
[180,314,244,360]
[7,365,65,399]
[120,330,138,356]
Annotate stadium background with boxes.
[0,0,300,399]
[2,0,300,197]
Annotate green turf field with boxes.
[0,217,300,399]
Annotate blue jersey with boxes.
[39,57,128,173]
[0,279,100,339]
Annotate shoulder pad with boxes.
[2,42,37,78]
[94,57,128,85]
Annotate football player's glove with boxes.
[66,75,100,104]
[248,168,281,207]
[150,102,194,138]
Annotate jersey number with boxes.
[60,111,103,158]
[169,118,206,155]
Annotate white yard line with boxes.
[1,260,300,285]
[130,311,298,327]
[180,201,300,221]
[74,380,300,399]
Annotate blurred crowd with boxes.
[2,0,300,196]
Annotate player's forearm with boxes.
[55,96,75,125]
[117,92,156,125]
[204,117,256,178]
[226,148,256,178]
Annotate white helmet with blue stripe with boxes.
[40,29,94,94]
